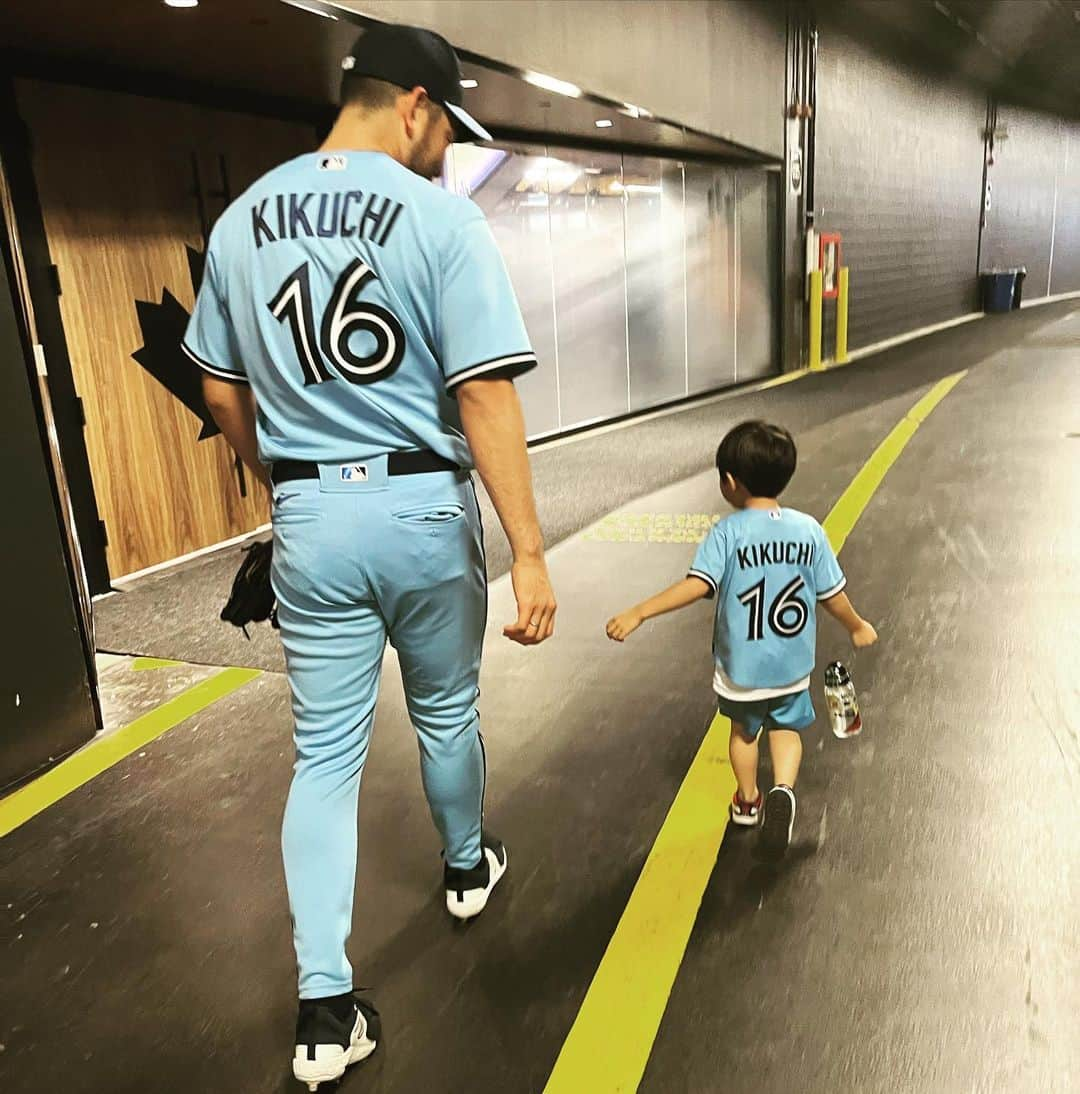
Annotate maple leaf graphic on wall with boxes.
[132,244,221,441]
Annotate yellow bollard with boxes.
[836,267,850,364]
[808,269,823,370]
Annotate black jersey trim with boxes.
[687,569,718,598]
[445,352,538,390]
[182,342,250,385]
[817,577,847,601]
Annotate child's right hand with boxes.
[606,609,644,642]
[851,621,878,648]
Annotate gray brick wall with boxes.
[814,35,1080,352]
[981,107,1062,297]
[814,34,987,351]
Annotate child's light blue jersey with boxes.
[689,507,845,697]
[183,150,536,467]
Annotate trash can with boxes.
[1012,266,1027,309]
[981,270,1017,313]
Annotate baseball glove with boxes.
[220,539,279,638]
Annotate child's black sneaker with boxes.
[444,833,508,920]
[293,993,380,1091]
[729,790,763,827]
[759,785,796,858]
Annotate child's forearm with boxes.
[821,590,865,633]
[636,577,711,622]
[607,577,710,642]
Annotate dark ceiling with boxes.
[0,0,771,163]
[0,0,353,121]
[1,0,1078,147]
[816,0,1080,122]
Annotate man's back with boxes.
[186,24,557,1088]
[184,149,533,467]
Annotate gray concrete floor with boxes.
[92,302,1077,673]
[2,306,1078,1093]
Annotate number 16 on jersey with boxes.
[270,258,406,386]
[737,576,809,641]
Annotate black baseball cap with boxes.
[341,23,492,143]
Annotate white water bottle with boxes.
[824,661,862,738]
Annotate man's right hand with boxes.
[504,558,557,645]
[456,377,555,645]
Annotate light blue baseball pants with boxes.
[270,457,487,999]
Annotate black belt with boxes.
[271,450,459,485]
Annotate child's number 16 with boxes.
[736,577,809,641]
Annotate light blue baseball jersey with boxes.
[182,150,536,467]
[689,507,845,696]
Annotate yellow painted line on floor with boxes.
[543,369,969,1094]
[821,370,968,555]
[543,713,738,1094]
[131,656,184,672]
[0,667,262,839]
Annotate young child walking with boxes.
[606,421,878,857]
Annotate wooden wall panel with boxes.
[16,79,315,578]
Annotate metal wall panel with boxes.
[444,144,779,436]
[626,157,687,411]
[548,149,629,429]
[451,143,561,437]
[735,171,779,381]
[981,107,1061,297]
[685,166,737,394]
[1050,126,1080,296]
[814,33,986,350]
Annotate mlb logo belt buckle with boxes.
[339,463,369,483]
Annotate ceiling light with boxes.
[584,168,603,175]
[164,0,199,7]
[595,119,614,129]
[524,157,582,192]
[460,79,479,89]
[525,156,576,176]
[523,71,583,99]
[280,0,338,17]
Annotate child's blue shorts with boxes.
[717,689,816,740]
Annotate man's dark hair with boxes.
[340,74,405,112]
[715,420,797,497]
[340,74,443,124]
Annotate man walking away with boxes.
[185,22,556,1089]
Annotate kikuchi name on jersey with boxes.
[251,191,405,249]
[736,541,815,570]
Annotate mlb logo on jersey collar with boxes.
[340,464,369,482]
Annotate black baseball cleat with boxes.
[292,993,380,1091]
[444,833,508,920]
[759,784,796,859]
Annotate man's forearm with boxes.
[202,376,270,490]
[456,378,543,561]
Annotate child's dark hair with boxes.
[715,421,797,497]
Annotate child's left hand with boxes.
[606,609,644,642]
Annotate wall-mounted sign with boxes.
[818,232,842,300]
